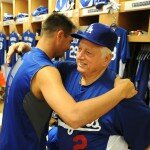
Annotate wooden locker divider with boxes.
[118,0,150,42]
[1,2,13,21]
[1,2,13,35]
[28,0,48,16]
[13,0,28,17]
[75,0,80,9]
[0,6,1,22]
[99,13,119,26]
[48,0,56,14]
[148,13,150,35]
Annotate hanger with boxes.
[137,44,150,60]
[27,29,31,34]
[110,15,117,30]
[143,45,150,60]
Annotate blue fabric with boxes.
[94,0,109,9]
[80,0,94,8]
[135,59,150,102]
[47,126,59,150]
[32,6,48,16]
[22,30,36,47]
[0,48,54,150]
[52,61,150,150]
[55,0,68,11]
[0,33,7,65]
[65,38,79,61]
[8,32,19,67]
[71,23,117,51]
[109,27,130,73]
[65,31,82,61]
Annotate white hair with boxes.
[100,47,112,58]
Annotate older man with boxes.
[6,23,150,150]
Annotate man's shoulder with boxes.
[55,61,77,70]
[23,47,54,67]
[117,95,150,112]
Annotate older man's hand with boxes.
[7,42,31,64]
[114,76,137,99]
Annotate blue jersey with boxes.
[109,27,130,74]
[55,0,75,11]
[8,32,19,67]
[22,30,36,47]
[0,33,6,65]
[55,0,68,11]
[65,38,80,61]
[80,0,94,8]
[135,59,150,103]
[94,0,109,9]
[0,48,53,150]
[55,61,150,150]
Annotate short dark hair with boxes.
[41,12,76,36]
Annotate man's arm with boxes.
[146,146,150,150]
[35,66,137,129]
[7,42,137,128]
[7,42,31,64]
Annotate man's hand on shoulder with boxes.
[114,76,137,99]
[7,42,31,64]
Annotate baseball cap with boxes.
[71,23,117,51]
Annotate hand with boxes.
[114,76,137,99]
[7,42,31,64]
[146,145,150,150]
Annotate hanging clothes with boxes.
[0,32,7,66]
[22,30,36,47]
[8,31,19,67]
[108,26,130,77]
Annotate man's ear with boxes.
[56,30,64,41]
[103,54,113,67]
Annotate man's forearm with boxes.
[62,86,128,128]
[146,145,150,150]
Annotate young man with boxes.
[3,15,136,150]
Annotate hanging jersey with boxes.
[0,48,54,150]
[8,32,19,67]
[109,27,130,75]
[94,0,109,9]
[135,59,150,104]
[0,33,7,65]
[32,6,48,16]
[123,43,140,82]
[80,0,94,8]
[65,0,75,10]
[55,0,68,11]
[54,61,150,150]
[22,30,36,47]
[65,38,80,61]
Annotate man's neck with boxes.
[36,36,54,59]
[81,68,106,86]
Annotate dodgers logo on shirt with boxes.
[58,118,101,135]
